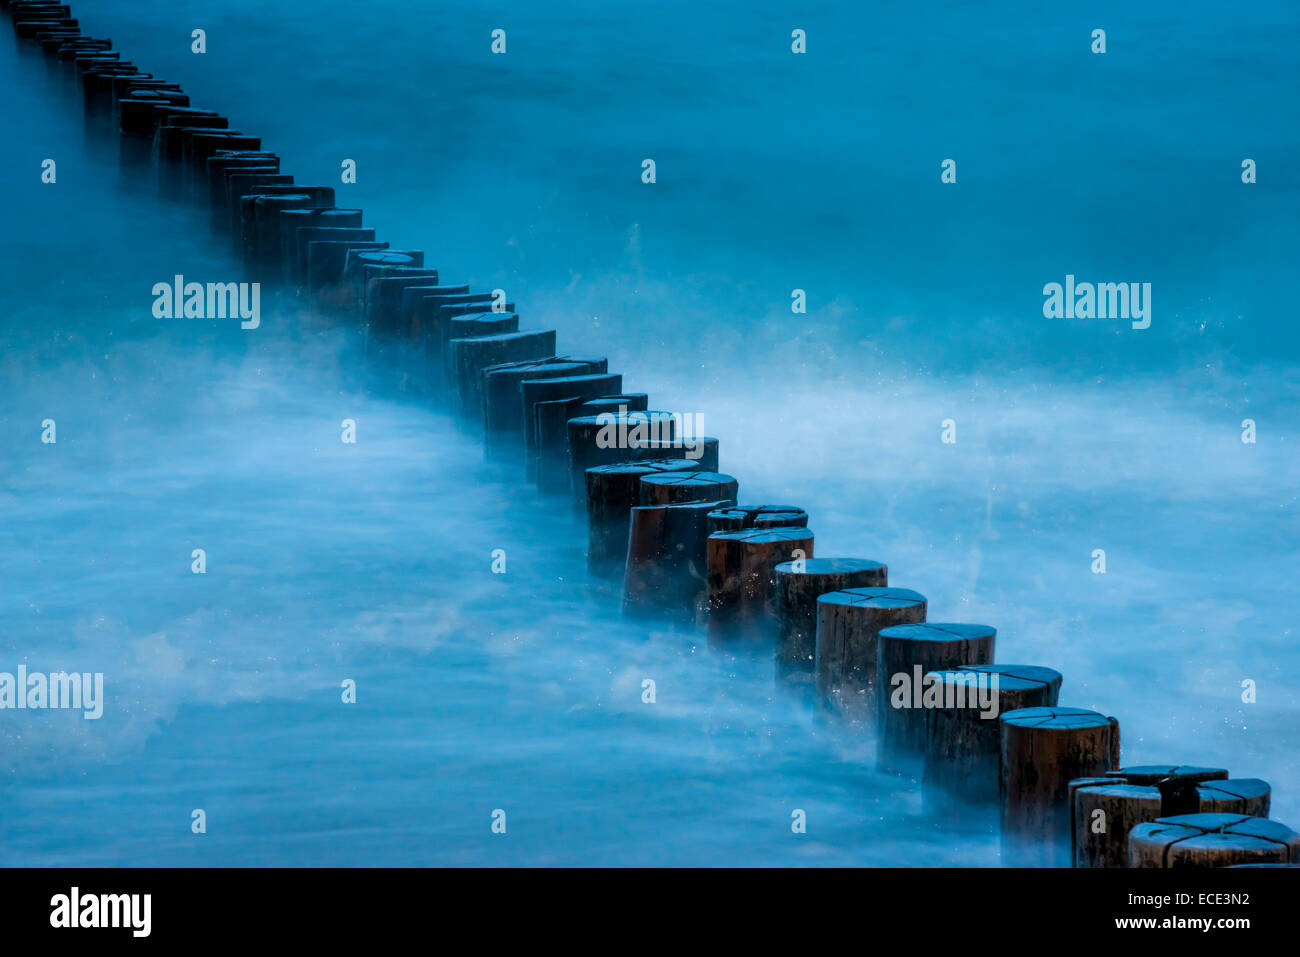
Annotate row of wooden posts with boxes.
[10,0,1297,868]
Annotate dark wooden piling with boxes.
[291,227,374,289]
[338,248,422,313]
[577,395,649,416]
[616,437,719,474]
[813,586,924,721]
[1197,779,1272,816]
[246,194,334,273]
[279,208,363,283]
[451,331,560,416]
[1103,765,1229,816]
[923,665,1062,810]
[709,527,818,646]
[1000,706,1121,867]
[308,241,389,303]
[566,412,681,501]
[709,505,808,534]
[584,459,703,578]
[225,175,294,234]
[521,373,623,482]
[1070,781,1163,868]
[483,360,598,459]
[363,271,440,335]
[186,132,261,193]
[533,395,647,492]
[533,395,626,491]
[205,152,279,207]
[876,623,996,772]
[1129,813,1300,867]
[773,559,886,692]
[118,93,189,136]
[624,499,733,621]
[640,471,738,507]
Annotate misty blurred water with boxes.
[1,1,1297,865]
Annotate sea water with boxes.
[1,0,1297,865]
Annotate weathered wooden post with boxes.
[1129,814,1300,867]
[876,623,996,773]
[1071,780,1163,868]
[451,331,561,416]
[289,226,373,288]
[308,240,389,305]
[773,558,884,690]
[813,587,925,722]
[205,151,279,206]
[1000,706,1121,867]
[248,193,336,274]
[923,664,1062,810]
[482,360,599,459]
[225,177,294,235]
[1103,765,1229,816]
[709,527,817,646]
[584,460,703,578]
[566,411,680,499]
[1196,779,1271,816]
[624,499,734,622]
[576,395,649,416]
[639,471,738,507]
[278,208,362,283]
[520,373,624,475]
[708,505,808,534]
[533,394,648,491]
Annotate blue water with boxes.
[1,1,1297,866]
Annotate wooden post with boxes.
[709,527,818,646]
[227,179,299,239]
[533,394,648,492]
[584,460,703,578]
[566,412,680,499]
[1129,814,1300,867]
[521,373,624,474]
[204,152,279,207]
[624,499,733,622]
[1000,706,1121,867]
[308,240,389,304]
[923,665,1062,811]
[1103,765,1228,816]
[482,360,597,459]
[291,227,374,289]
[451,331,560,416]
[639,471,738,507]
[773,559,885,688]
[708,505,808,534]
[576,395,649,416]
[813,587,925,722]
[277,208,362,283]
[876,623,996,772]
[1196,779,1271,817]
[1071,781,1162,868]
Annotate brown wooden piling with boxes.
[1196,778,1271,816]
[923,665,1062,810]
[584,459,704,578]
[709,527,818,646]
[813,587,925,721]
[624,499,733,622]
[707,505,808,534]
[1000,706,1121,867]
[773,558,886,691]
[1129,813,1300,867]
[876,622,996,772]
[1070,781,1163,868]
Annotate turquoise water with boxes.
[1,1,1297,866]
